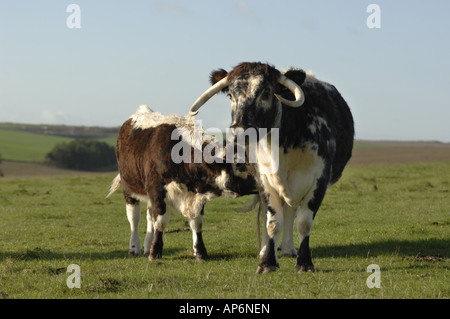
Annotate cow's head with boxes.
[189,62,306,130]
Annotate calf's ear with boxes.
[210,69,229,93]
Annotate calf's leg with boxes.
[189,206,208,260]
[126,200,141,256]
[149,211,170,260]
[143,203,154,256]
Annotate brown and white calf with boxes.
[107,105,256,260]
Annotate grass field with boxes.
[0,160,448,299]
[0,128,117,163]
[0,129,75,162]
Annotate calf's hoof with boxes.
[128,247,141,257]
[148,253,162,261]
[149,247,163,260]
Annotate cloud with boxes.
[236,1,260,25]
[155,1,190,17]
[39,109,69,124]
[299,18,319,31]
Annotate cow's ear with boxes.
[276,68,306,99]
[210,69,229,93]
[284,68,306,86]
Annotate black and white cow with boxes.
[189,62,354,273]
[107,105,257,260]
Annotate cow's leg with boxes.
[125,198,141,256]
[278,204,298,257]
[256,193,284,274]
[295,177,328,273]
[189,206,208,260]
[143,203,154,256]
[295,205,315,272]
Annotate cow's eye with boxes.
[260,90,270,101]
[227,93,235,101]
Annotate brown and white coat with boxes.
[107,105,257,260]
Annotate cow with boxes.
[106,105,257,261]
[189,62,354,273]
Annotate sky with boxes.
[0,0,449,142]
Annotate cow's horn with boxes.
[189,78,229,116]
[274,75,305,108]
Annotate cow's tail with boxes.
[255,199,262,253]
[106,174,121,198]
[235,194,259,212]
[235,195,263,253]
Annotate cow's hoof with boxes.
[295,264,315,274]
[194,252,208,261]
[256,265,277,274]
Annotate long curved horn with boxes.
[274,75,305,108]
[189,78,229,116]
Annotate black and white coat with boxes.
[189,62,355,273]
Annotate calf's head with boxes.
[189,62,306,130]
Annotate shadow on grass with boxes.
[0,247,184,261]
[1,238,448,262]
[312,238,449,259]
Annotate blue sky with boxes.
[1,1,449,141]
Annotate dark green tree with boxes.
[46,140,116,171]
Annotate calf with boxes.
[107,105,256,260]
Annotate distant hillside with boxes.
[1,122,449,165]
[0,123,119,139]
[0,123,119,162]
[0,129,73,162]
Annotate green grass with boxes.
[353,142,378,149]
[0,130,75,162]
[0,129,118,162]
[0,162,448,299]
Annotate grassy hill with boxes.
[0,129,75,162]
[1,122,372,163]
[1,122,449,165]
[0,124,118,162]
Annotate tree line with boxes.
[46,139,117,171]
